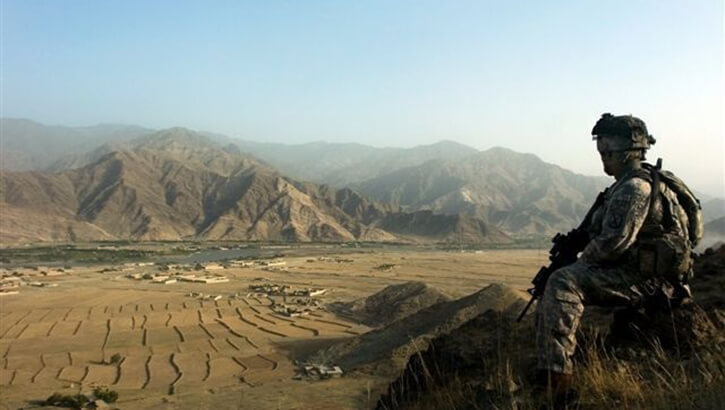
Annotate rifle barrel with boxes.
[516,296,536,322]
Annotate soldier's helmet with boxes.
[591,113,656,151]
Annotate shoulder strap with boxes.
[648,159,662,211]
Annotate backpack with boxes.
[636,160,703,287]
[642,160,704,246]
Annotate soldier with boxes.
[534,113,700,399]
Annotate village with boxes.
[119,258,330,318]
[0,255,343,321]
[0,265,69,296]
[122,257,290,284]
[1,256,298,296]
[293,363,344,380]
[247,283,327,317]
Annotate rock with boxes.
[608,301,725,354]
[376,307,535,410]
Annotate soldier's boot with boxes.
[534,370,578,409]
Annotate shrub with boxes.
[44,392,89,409]
[93,386,119,403]
[108,353,123,364]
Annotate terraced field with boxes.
[0,289,370,396]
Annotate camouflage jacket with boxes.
[580,168,688,266]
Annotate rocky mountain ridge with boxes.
[311,283,527,375]
[5,118,721,240]
[231,139,480,187]
[353,147,610,236]
[0,128,506,244]
[327,281,452,328]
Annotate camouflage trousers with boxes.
[535,260,645,374]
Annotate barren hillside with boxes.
[0,128,507,244]
[327,281,452,327]
[353,147,610,237]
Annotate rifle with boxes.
[516,189,608,322]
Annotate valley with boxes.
[0,243,546,409]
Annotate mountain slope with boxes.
[328,281,452,327]
[353,147,610,237]
[0,118,153,171]
[0,128,505,244]
[703,198,725,223]
[312,283,527,374]
[232,139,479,186]
[376,210,511,243]
[700,216,725,250]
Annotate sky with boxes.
[1,1,723,197]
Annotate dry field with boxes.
[0,248,546,409]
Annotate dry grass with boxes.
[393,323,725,410]
[575,334,725,410]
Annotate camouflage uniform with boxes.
[534,113,696,375]
[535,168,688,374]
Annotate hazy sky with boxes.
[2,1,723,197]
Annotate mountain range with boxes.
[2,118,722,243]
[0,127,508,243]
[351,148,608,236]
[231,138,479,187]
